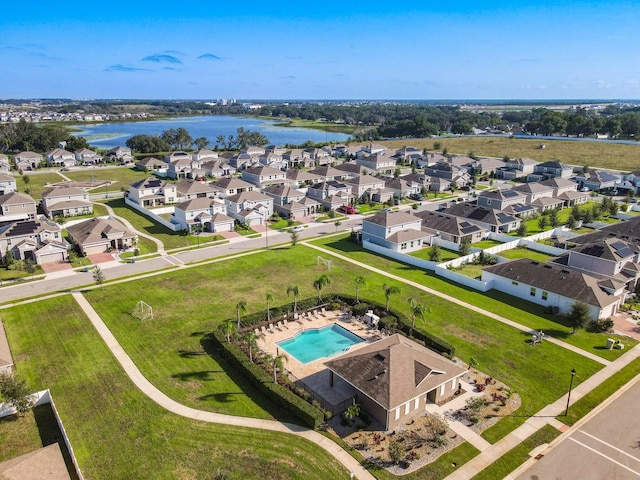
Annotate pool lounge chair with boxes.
[276,321,284,331]
[282,320,289,329]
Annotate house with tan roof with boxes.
[200,159,236,178]
[175,179,216,201]
[241,165,287,187]
[0,173,17,195]
[105,146,133,164]
[211,177,255,198]
[356,153,397,175]
[285,169,322,188]
[306,181,353,210]
[224,191,273,226]
[482,258,624,319]
[443,203,521,234]
[67,217,137,255]
[14,151,42,171]
[477,189,528,211]
[41,186,92,218]
[362,210,428,253]
[74,148,102,165]
[262,185,319,218]
[415,210,487,245]
[46,147,76,168]
[171,197,234,233]
[135,157,169,176]
[0,217,68,265]
[325,334,466,430]
[0,192,37,221]
[192,148,218,161]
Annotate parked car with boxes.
[292,225,304,232]
[408,193,424,201]
[337,205,356,214]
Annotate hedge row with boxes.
[208,329,325,429]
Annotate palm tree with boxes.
[235,300,247,330]
[408,297,429,334]
[382,284,401,312]
[313,274,331,303]
[287,286,300,315]
[244,330,261,363]
[265,352,288,383]
[354,276,366,303]
[221,319,235,343]
[265,293,274,323]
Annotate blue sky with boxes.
[1,1,639,100]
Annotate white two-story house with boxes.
[361,210,428,253]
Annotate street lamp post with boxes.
[564,369,576,416]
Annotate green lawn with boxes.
[409,247,460,262]
[65,166,148,191]
[0,409,49,463]
[498,247,554,263]
[448,263,485,279]
[1,297,351,480]
[473,239,504,249]
[470,425,561,480]
[82,244,603,444]
[19,172,67,199]
[560,356,640,427]
[311,235,634,362]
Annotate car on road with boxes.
[408,193,423,201]
[337,205,356,214]
[292,225,304,232]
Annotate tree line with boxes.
[0,119,89,153]
[125,127,269,153]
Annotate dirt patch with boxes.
[444,324,490,348]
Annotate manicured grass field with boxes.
[64,166,148,190]
[409,246,460,262]
[498,247,554,263]
[81,244,603,445]
[1,297,351,480]
[20,171,67,199]
[473,239,504,249]
[0,409,47,463]
[470,425,561,480]
[377,137,640,171]
[311,235,635,362]
[559,357,640,427]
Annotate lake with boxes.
[73,115,351,149]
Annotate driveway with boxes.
[39,261,73,274]
[88,253,117,264]
[612,311,640,341]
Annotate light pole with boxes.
[564,369,576,416]
[195,220,202,248]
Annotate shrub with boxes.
[588,318,614,332]
[352,303,371,316]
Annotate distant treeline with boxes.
[0,119,89,153]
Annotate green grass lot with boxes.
[311,235,635,362]
[377,137,640,171]
[498,247,555,263]
[65,166,147,191]
[83,244,603,445]
[1,297,350,480]
[410,247,461,262]
[19,171,67,199]
[517,202,609,236]
[0,266,44,281]
[470,425,561,480]
[91,202,109,217]
[449,263,485,279]
[473,239,503,249]
[0,409,48,462]
[560,357,640,427]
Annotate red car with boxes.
[337,205,356,214]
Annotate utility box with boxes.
[606,338,616,349]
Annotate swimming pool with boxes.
[277,324,364,364]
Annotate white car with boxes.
[292,226,304,232]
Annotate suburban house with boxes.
[285,169,322,189]
[575,170,620,192]
[258,152,287,170]
[171,197,234,233]
[224,191,273,226]
[45,148,77,168]
[425,162,470,188]
[309,165,349,182]
[0,154,10,173]
[344,175,392,203]
[74,148,102,165]
[41,187,93,218]
[325,334,467,430]
[105,146,133,164]
[0,192,37,221]
[529,195,565,213]
[0,217,68,265]
[551,238,640,292]
[358,143,388,157]
[334,162,370,178]
[262,185,319,219]
[200,159,236,178]
[361,210,428,253]
[512,182,555,204]
[384,177,418,199]
[415,210,487,245]
[166,152,201,179]
[175,179,216,201]
[482,258,624,319]
[303,146,332,165]
[0,174,17,195]
[540,177,589,206]
[67,217,137,256]
[241,165,287,187]
[355,153,397,175]
[229,152,256,170]
[527,161,573,181]
[14,151,43,171]
[128,178,177,207]
[566,216,640,248]
[192,148,218,162]
[211,177,255,198]
[496,157,539,180]
[135,157,169,176]
[306,181,353,210]
[476,189,528,211]
[284,149,314,169]
[443,203,521,233]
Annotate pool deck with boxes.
[256,309,385,382]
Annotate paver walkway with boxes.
[71,292,374,480]
[303,242,610,366]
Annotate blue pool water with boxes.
[278,324,364,364]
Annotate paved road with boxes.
[515,376,640,480]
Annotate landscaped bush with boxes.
[208,329,325,429]
[588,318,614,333]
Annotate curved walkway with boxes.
[303,242,610,366]
[71,292,374,480]
[96,201,165,254]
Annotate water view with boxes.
[73,115,351,149]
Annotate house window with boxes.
[512,281,519,286]
[530,287,536,297]
[542,291,548,301]
[401,243,407,250]
[394,408,400,420]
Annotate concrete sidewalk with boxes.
[71,291,375,480]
